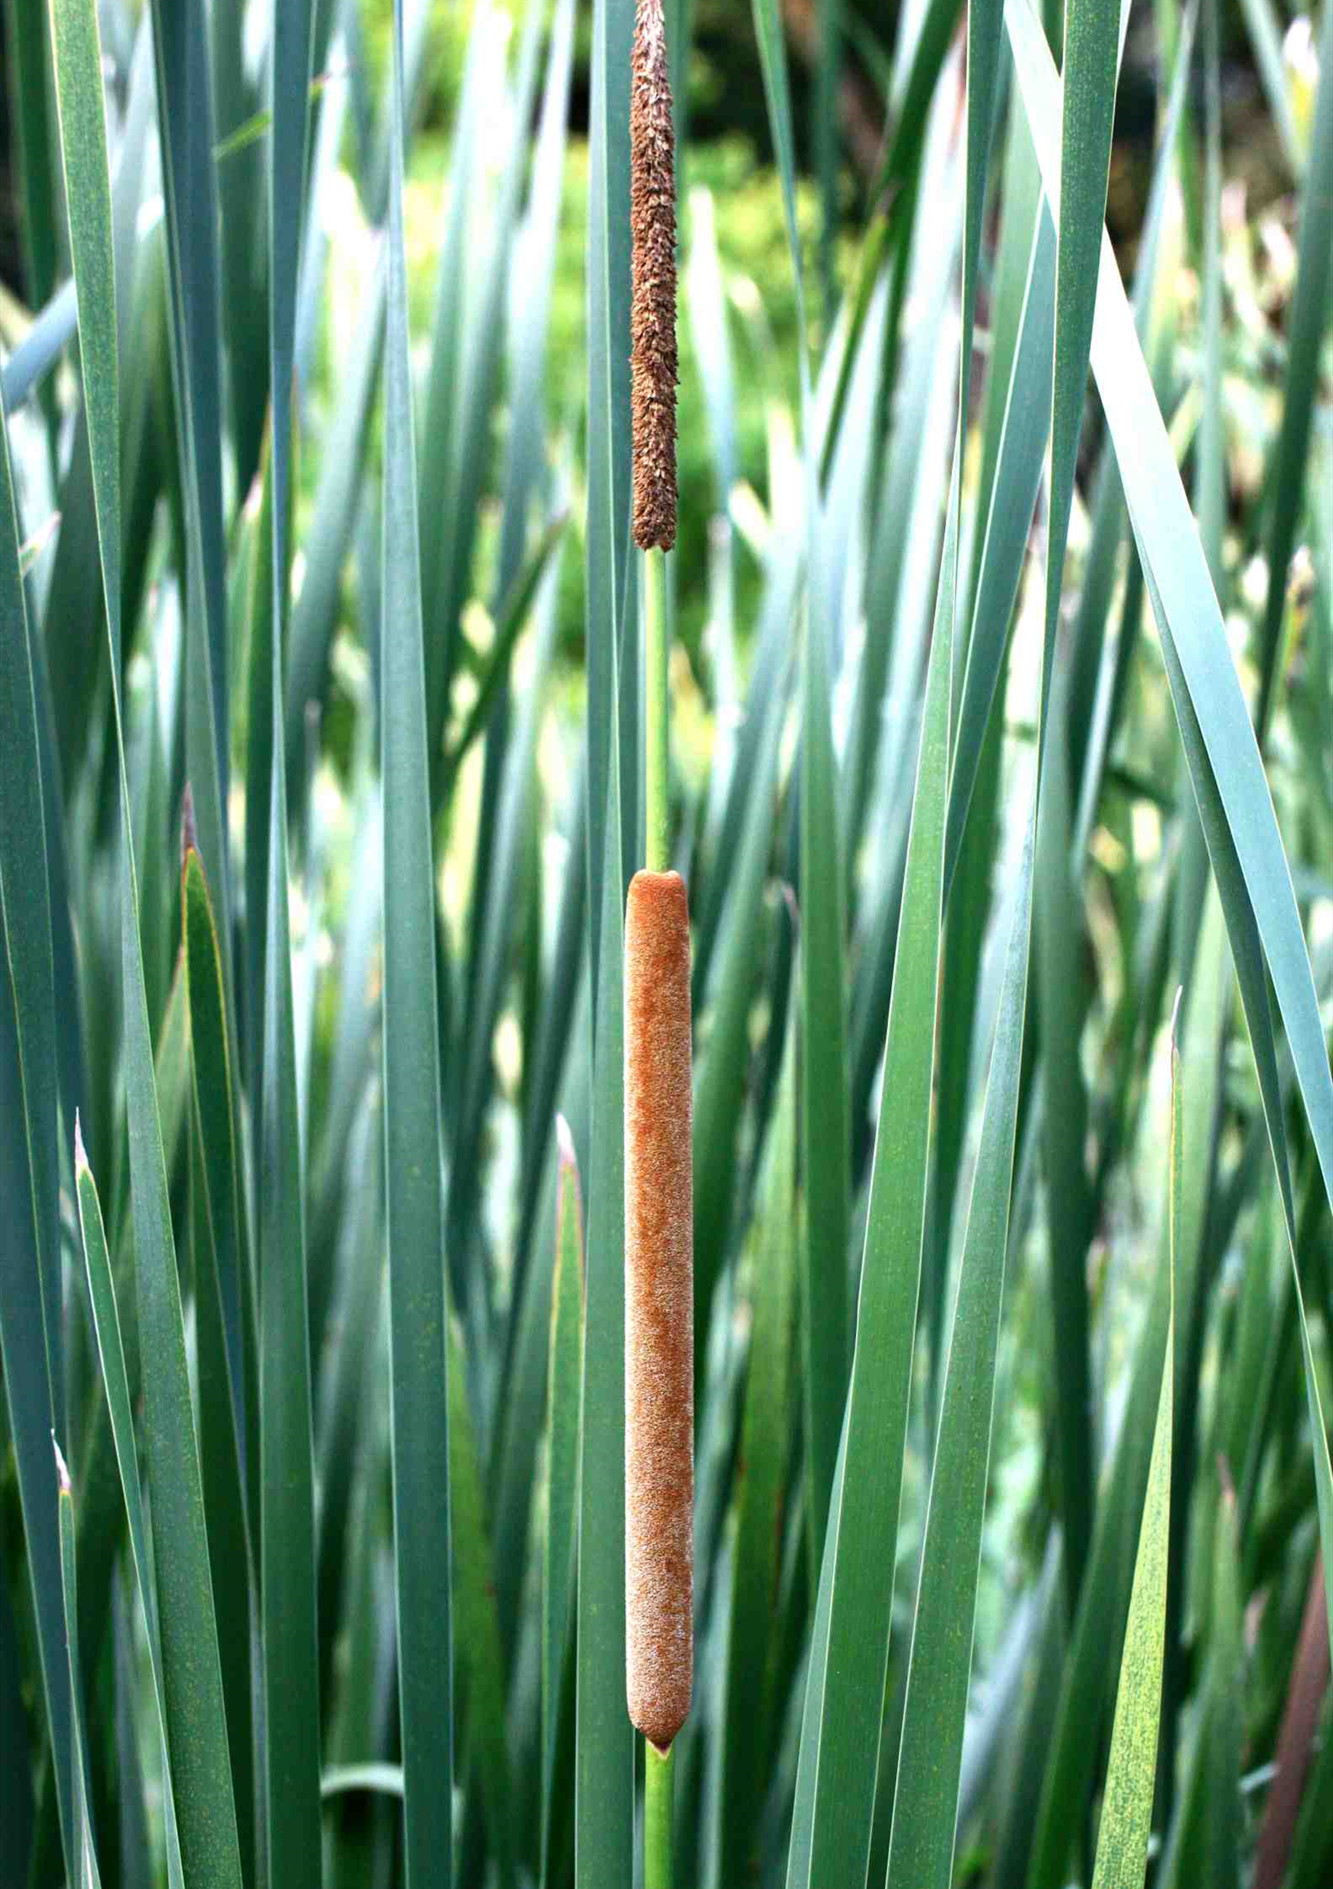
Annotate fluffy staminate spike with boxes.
[630,0,678,551]
[624,869,693,1751]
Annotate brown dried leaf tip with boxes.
[624,870,693,1751]
[631,0,677,552]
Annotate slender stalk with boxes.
[644,1739,675,1889]
[644,545,670,872]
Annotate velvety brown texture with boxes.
[624,869,693,1750]
[630,0,677,551]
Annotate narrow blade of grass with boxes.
[1069,0,1197,811]
[315,1090,384,1705]
[584,0,635,1002]
[799,577,850,1572]
[285,252,386,790]
[1254,0,1333,740]
[182,843,258,1881]
[73,1128,188,1889]
[0,912,72,1869]
[1086,1020,1177,1889]
[0,277,77,409]
[447,1312,515,1889]
[424,4,545,816]
[256,418,323,1889]
[0,382,72,1865]
[786,475,957,1889]
[9,0,58,318]
[574,630,633,1886]
[54,1449,103,1889]
[944,198,1054,895]
[243,416,275,1127]
[0,384,64,1470]
[380,8,454,1886]
[0,1539,34,1874]
[260,0,323,1872]
[183,843,257,1537]
[147,0,233,831]
[1205,1487,1244,1889]
[719,1012,797,1883]
[885,815,1034,1889]
[542,1124,584,1885]
[1031,0,1126,1611]
[1034,654,1096,1605]
[692,688,781,1377]
[1235,0,1305,176]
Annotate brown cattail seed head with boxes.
[624,869,693,1750]
[630,0,677,552]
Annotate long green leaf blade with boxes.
[1255,0,1333,738]
[584,0,635,997]
[0,375,73,1871]
[786,476,957,1889]
[885,818,1035,1889]
[1088,1023,1178,1889]
[720,1015,797,1883]
[542,1122,584,1885]
[1033,0,1126,1610]
[54,1448,102,1889]
[575,656,633,1886]
[799,580,849,1573]
[381,8,454,1884]
[183,841,256,1529]
[259,1,323,1873]
[183,842,258,1886]
[73,1126,189,1889]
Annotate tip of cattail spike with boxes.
[630,0,678,552]
[624,869,693,1750]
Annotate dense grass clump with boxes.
[1,3,1331,1889]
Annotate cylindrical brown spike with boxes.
[630,0,678,552]
[624,869,693,1751]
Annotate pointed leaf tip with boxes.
[73,1110,87,1174]
[52,1434,71,1495]
[181,781,199,868]
[556,1112,577,1171]
[1217,1452,1237,1509]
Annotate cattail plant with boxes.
[626,2,690,1880]
[10,1,1330,1887]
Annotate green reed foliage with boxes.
[1,2,1330,1887]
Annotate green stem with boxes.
[644,545,670,873]
[644,1737,674,1889]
